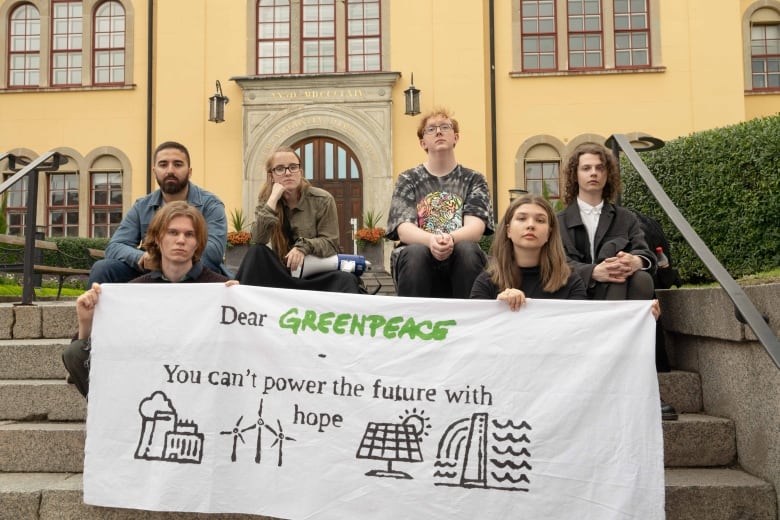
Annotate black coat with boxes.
[557,202,656,288]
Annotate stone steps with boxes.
[1,468,774,520]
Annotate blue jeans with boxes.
[392,241,486,298]
[88,258,147,285]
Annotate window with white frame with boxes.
[8,4,41,87]
[93,0,126,85]
[52,0,83,86]
[568,0,603,69]
[2,174,28,236]
[47,172,80,237]
[254,0,386,75]
[3,0,131,90]
[750,10,780,90]
[614,0,649,67]
[525,161,561,200]
[89,170,122,237]
[514,0,659,73]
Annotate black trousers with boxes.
[236,244,361,294]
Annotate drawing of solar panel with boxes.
[356,422,423,479]
[434,412,532,491]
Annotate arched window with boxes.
[8,3,40,87]
[749,7,780,90]
[93,0,126,85]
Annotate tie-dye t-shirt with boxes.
[386,164,494,241]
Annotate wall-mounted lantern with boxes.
[208,80,229,123]
[404,73,420,116]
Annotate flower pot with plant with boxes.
[225,208,252,270]
[356,210,386,271]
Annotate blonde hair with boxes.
[257,146,310,263]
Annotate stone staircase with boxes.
[1,287,778,519]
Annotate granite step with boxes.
[0,468,774,520]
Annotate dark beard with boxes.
[159,176,188,195]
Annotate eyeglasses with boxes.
[270,164,301,175]
[423,123,454,135]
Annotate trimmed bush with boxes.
[621,114,780,283]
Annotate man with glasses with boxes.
[386,109,494,298]
[88,141,230,284]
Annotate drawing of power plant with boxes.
[134,391,204,464]
[433,412,532,491]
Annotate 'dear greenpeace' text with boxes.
[218,304,456,341]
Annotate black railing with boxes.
[0,151,65,305]
[608,133,780,370]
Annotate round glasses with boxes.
[270,164,301,175]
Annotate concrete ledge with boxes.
[665,467,777,520]
[0,381,86,421]
[657,283,780,341]
[0,422,84,472]
[662,414,736,467]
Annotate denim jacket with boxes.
[104,183,229,275]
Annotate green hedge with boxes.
[44,236,110,270]
[621,114,780,284]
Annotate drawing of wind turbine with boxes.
[220,415,254,462]
[265,418,296,467]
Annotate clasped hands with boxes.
[592,251,642,283]
[428,232,454,261]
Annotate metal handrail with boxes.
[609,133,780,369]
[0,151,64,305]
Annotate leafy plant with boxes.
[620,114,780,284]
[227,208,252,248]
[356,210,386,247]
[229,208,248,232]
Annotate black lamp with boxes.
[208,80,229,123]
[403,73,420,116]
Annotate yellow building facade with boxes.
[1,0,778,254]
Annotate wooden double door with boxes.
[292,137,363,254]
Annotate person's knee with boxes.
[88,259,139,285]
[452,241,486,268]
[62,340,90,398]
[628,270,655,300]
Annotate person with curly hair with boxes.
[558,143,655,301]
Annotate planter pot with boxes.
[358,242,385,272]
[225,244,250,272]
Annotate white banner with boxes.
[84,284,664,520]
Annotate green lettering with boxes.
[317,312,335,333]
[431,320,456,340]
[383,316,404,339]
[279,308,301,334]
[333,313,351,334]
[302,310,318,332]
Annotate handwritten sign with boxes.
[83,284,664,520]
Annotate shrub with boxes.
[621,114,780,284]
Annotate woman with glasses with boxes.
[236,146,361,293]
